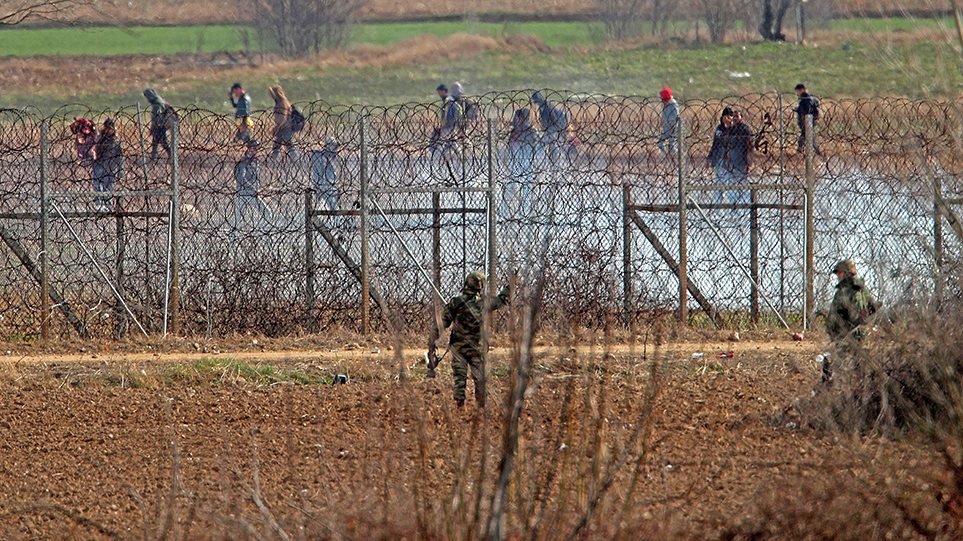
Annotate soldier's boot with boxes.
[820,357,833,385]
[455,399,465,408]
[426,368,436,379]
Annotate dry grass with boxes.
[60,0,957,24]
[770,302,963,539]
[0,33,534,98]
[3,297,963,540]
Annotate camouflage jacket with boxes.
[826,276,877,342]
[443,286,511,349]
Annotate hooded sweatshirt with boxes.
[509,109,538,147]
[143,88,171,129]
[532,92,568,138]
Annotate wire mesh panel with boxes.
[0,93,959,338]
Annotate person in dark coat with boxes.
[143,88,175,160]
[707,107,752,204]
[794,83,822,155]
[92,118,123,212]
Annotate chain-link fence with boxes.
[0,91,959,338]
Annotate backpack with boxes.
[290,106,306,133]
[445,99,463,126]
[462,99,479,122]
[162,104,179,129]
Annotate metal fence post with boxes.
[622,183,633,329]
[486,119,497,293]
[40,122,50,340]
[115,158,127,338]
[777,92,786,315]
[934,174,944,307]
[750,188,759,324]
[804,113,816,329]
[304,190,316,333]
[676,113,688,322]
[432,191,442,334]
[135,102,153,316]
[135,102,150,185]
[169,119,182,336]
[359,115,371,336]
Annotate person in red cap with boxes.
[658,87,679,155]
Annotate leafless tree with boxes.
[757,0,794,41]
[597,0,647,40]
[249,0,365,57]
[693,0,747,43]
[597,0,679,40]
[0,0,90,25]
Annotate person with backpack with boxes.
[451,81,480,138]
[229,82,253,142]
[430,83,462,157]
[69,117,96,163]
[92,118,123,212]
[531,91,574,162]
[794,83,822,155]
[267,84,301,160]
[143,88,176,160]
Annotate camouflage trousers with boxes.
[452,345,486,406]
[824,336,862,382]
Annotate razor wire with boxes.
[0,91,959,338]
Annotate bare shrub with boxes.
[800,304,963,438]
[721,471,960,541]
[597,0,679,40]
[692,0,748,43]
[597,0,647,40]
[787,301,963,537]
[249,0,365,57]
[0,0,89,25]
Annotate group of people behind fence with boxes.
[67,82,820,228]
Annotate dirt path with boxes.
[1,339,820,365]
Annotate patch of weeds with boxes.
[490,363,512,378]
[161,358,325,386]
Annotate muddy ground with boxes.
[0,338,933,539]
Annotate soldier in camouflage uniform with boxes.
[822,259,878,383]
[439,272,511,407]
